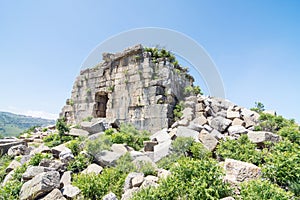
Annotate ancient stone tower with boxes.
[60,44,195,133]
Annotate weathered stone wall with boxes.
[60,44,193,133]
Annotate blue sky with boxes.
[0,1,299,121]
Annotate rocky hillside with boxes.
[0,95,299,200]
[0,112,55,137]
[0,46,299,200]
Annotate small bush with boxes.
[82,116,93,122]
[0,164,27,199]
[43,133,74,147]
[216,135,263,165]
[56,117,70,138]
[135,161,157,176]
[73,153,135,199]
[28,153,52,166]
[250,101,265,113]
[107,124,150,151]
[171,136,194,156]
[67,154,91,173]
[157,154,183,170]
[173,101,184,121]
[66,138,84,156]
[85,134,112,156]
[184,85,203,96]
[189,142,212,159]
[239,180,293,200]
[132,157,232,200]
[0,155,13,182]
[262,140,300,191]
[277,124,300,145]
[256,113,293,133]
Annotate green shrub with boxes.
[56,117,70,138]
[277,124,300,145]
[173,101,184,121]
[132,157,232,200]
[184,85,203,96]
[189,142,212,159]
[171,136,194,155]
[158,138,208,170]
[104,128,115,135]
[73,153,135,199]
[256,113,293,133]
[157,154,183,170]
[135,161,157,176]
[43,133,74,147]
[262,140,300,191]
[85,134,112,156]
[239,180,293,200]
[67,154,91,173]
[216,135,263,165]
[82,116,93,122]
[107,124,150,151]
[28,153,52,166]
[66,138,84,156]
[0,164,27,199]
[250,101,265,113]
[0,155,13,182]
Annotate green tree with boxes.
[251,101,265,113]
[56,117,69,138]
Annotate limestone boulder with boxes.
[131,174,144,187]
[5,160,21,173]
[30,144,51,155]
[22,166,55,181]
[80,120,105,134]
[68,128,89,137]
[39,159,66,173]
[94,150,122,167]
[223,158,261,183]
[8,144,30,156]
[141,175,159,188]
[81,163,103,175]
[153,140,171,162]
[40,188,66,200]
[62,184,81,199]
[103,192,118,200]
[59,150,74,164]
[20,171,60,200]
[111,144,128,155]
[228,125,248,136]
[232,118,245,126]
[247,131,280,145]
[52,144,70,158]
[210,116,232,133]
[175,126,199,142]
[0,140,26,155]
[60,171,72,187]
[210,129,224,140]
[192,115,208,126]
[123,172,144,191]
[241,108,260,128]
[150,129,170,143]
[198,130,219,151]
[2,170,14,186]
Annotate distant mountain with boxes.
[0,111,55,137]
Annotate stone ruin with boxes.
[60,44,194,133]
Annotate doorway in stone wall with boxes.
[94,92,108,118]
